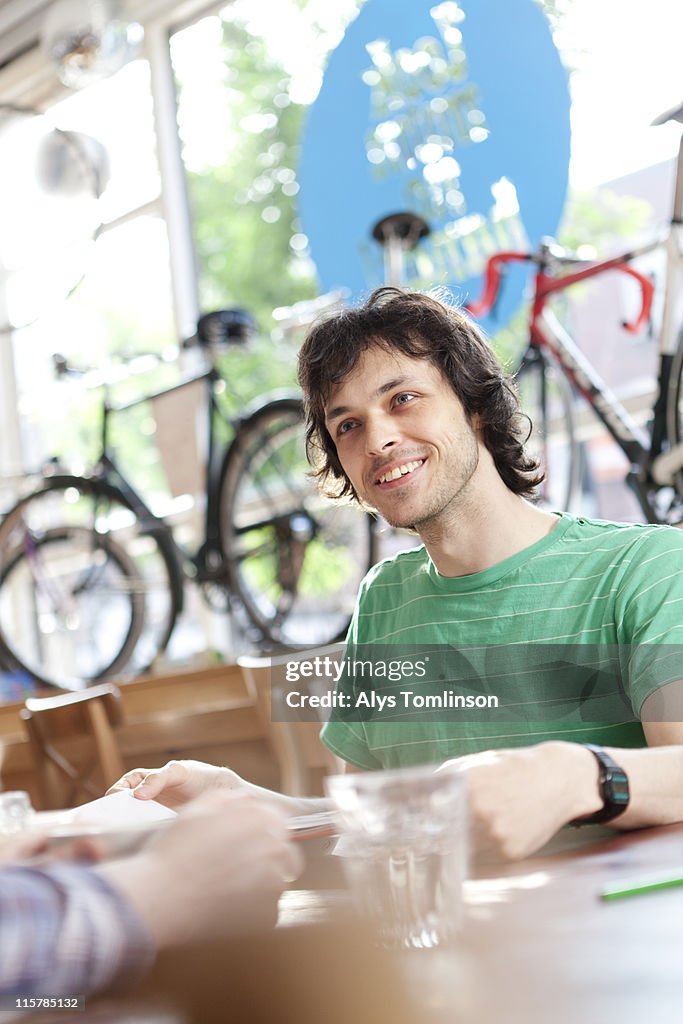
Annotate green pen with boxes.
[601,872,683,902]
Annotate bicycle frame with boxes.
[468,107,683,517]
[470,244,655,454]
[530,257,654,467]
[93,361,255,591]
[467,239,676,520]
[90,363,311,590]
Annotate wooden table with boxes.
[441,823,683,1022]
[49,822,683,1023]
[281,822,683,1024]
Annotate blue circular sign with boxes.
[299,0,571,330]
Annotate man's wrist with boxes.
[548,741,605,822]
[100,851,190,949]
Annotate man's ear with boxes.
[469,412,484,437]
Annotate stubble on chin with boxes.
[378,507,419,532]
[410,446,480,537]
[362,435,480,534]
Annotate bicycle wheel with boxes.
[220,398,376,646]
[0,525,144,688]
[0,477,180,687]
[515,351,578,513]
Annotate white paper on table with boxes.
[68,791,177,826]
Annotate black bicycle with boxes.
[0,310,376,689]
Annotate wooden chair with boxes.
[20,683,126,809]
[237,647,341,796]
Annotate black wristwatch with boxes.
[570,744,630,826]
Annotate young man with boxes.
[113,287,683,861]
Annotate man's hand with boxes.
[438,741,602,861]
[99,790,303,946]
[106,759,244,809]
[107,758,329,818]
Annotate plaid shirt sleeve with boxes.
[0,862,156,999]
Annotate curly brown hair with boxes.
[297,286,542,501]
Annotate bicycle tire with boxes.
[0,524,144,689]
[219,397,377,646]
[515,351,579,513]
[0,476,181,687]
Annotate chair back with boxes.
[238,646,341,796]
[20,683,125,809]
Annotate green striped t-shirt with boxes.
[320,514,683,769]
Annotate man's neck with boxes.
[418,481,560,578]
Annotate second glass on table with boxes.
[0,790,35,835]
[326,765,468,950]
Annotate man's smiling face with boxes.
[324,342,481,531]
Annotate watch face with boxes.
[606,767,630,806]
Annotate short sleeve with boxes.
[615,526,683,712]
[319,717,383,769]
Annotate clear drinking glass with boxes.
[0,790,35,834]
[326,765,468,949]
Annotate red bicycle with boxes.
[467,101,683,526]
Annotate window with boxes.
[0,57,173,480]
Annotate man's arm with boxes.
[0,791,301,1000]
[107,723,683,864]
[0,862,154,999]
[640,681,683,736]
[107,759,330,816]
[445,730,683,861]
[605,714,683,830]
[443,665,683,861]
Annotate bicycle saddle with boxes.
[195,309,256,348]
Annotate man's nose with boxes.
[364,413,400,455]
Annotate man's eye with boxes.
[394,393,416,406]
[338,420,356,435]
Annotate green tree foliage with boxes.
[183,4,320,335]
[176,0,361,406]
[559,187,653,257]
[536,0,575,30]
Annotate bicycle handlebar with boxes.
[464,252,531,317]
[465,247,654,335]
[615,264,655,334]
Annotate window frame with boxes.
[0,0,224,482]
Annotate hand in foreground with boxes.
[99,789,302,947]
[438,741,601,861]
[107,758,244,809]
